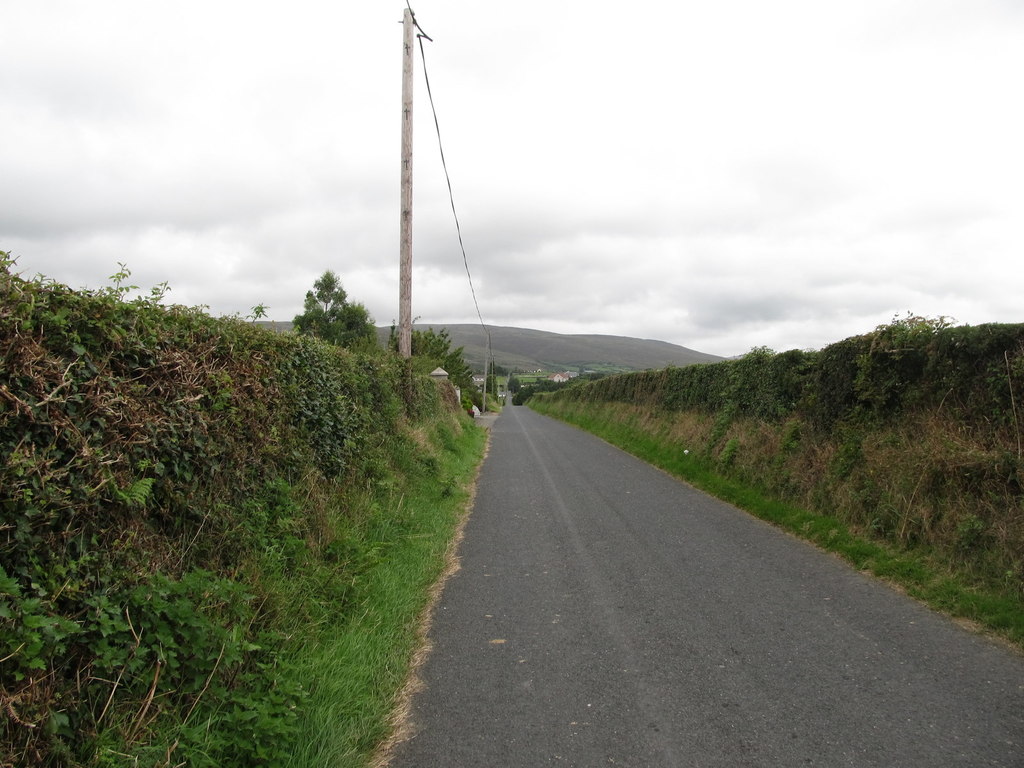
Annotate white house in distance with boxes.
[548,371,578,384]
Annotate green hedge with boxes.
[0,257,444,766]
[556,317,1024,434]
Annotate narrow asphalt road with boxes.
[387,406,1024,767]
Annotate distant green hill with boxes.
[259,321,722,372]
[377,324,722,372]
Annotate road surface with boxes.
[387,406,1023,767]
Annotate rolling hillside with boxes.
[260,321,722,372]
[376,324,723,372]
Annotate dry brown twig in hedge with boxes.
[2,691,37,730]
[126,659,162,743]
[1007,350,1021,459]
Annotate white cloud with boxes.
[2,0,1023,359]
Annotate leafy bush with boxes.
[552,315,1024,437]
[0,254,457,766]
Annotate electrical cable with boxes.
[410,9,494,393]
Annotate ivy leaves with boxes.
[0,255,443,766]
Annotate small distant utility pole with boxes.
[398,7,414,359]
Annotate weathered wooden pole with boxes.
[398,7,414,359]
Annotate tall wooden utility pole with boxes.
[398,7,414,359]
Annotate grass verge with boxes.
[281,416,489,768]
[530,398,1024,651]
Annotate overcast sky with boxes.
[2,1,1022,357]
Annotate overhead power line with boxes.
[409,8,493,373]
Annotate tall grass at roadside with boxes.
[279,417,487,768]
[530,398,1024,649]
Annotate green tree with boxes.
[293,270,376,349]
[390,326,474,391]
